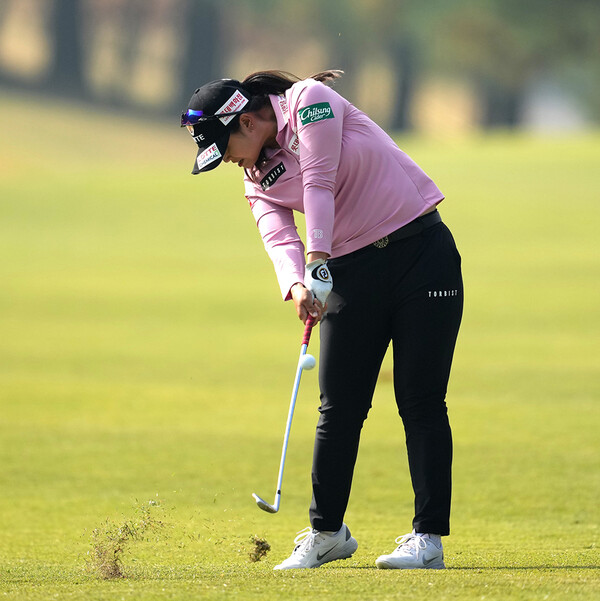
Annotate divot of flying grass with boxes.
[86,500,166,579]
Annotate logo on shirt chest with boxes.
[260,162,286,191]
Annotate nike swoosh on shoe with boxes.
[316,543,341,562]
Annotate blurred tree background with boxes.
[0,0,598,132]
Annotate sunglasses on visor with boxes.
[180,108,249,127]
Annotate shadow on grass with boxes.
[326,564,600,571]
[447,565,600,571]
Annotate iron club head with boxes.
[252,492,279,514]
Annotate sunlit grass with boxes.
[0,92,599,599]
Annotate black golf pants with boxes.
[309,218,463,536]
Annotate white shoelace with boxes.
[393,533,427,557]
[292,526,319,556]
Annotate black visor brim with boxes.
[191,131,230,175]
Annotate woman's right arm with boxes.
[249,196,305,298]
[249,197,324,322]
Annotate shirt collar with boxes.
[269,93,290,141]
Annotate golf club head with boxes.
[252,492,279,514]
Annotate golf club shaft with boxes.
[272,315,316,506]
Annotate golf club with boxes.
[252,314,316,514]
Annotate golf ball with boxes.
[300,354,316,370]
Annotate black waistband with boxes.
[372,210,441,249]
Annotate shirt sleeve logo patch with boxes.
[298,102,334,125]
[260,162,286,191]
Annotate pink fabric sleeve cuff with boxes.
[303,184,335,255]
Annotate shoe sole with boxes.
[375,558,445,570]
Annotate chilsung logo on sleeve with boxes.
[298,102,334,125]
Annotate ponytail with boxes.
[241,70,343,111]
[308,70,344,84]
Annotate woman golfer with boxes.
[181,70,463,570]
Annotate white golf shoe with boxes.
[376,531,445,569]
[274,523,358,570]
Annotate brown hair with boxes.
[231,70,343,121]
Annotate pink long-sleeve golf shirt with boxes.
[243,78,444,299]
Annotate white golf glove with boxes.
[304,259,333,305]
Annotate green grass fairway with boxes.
[1,92,599,600]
